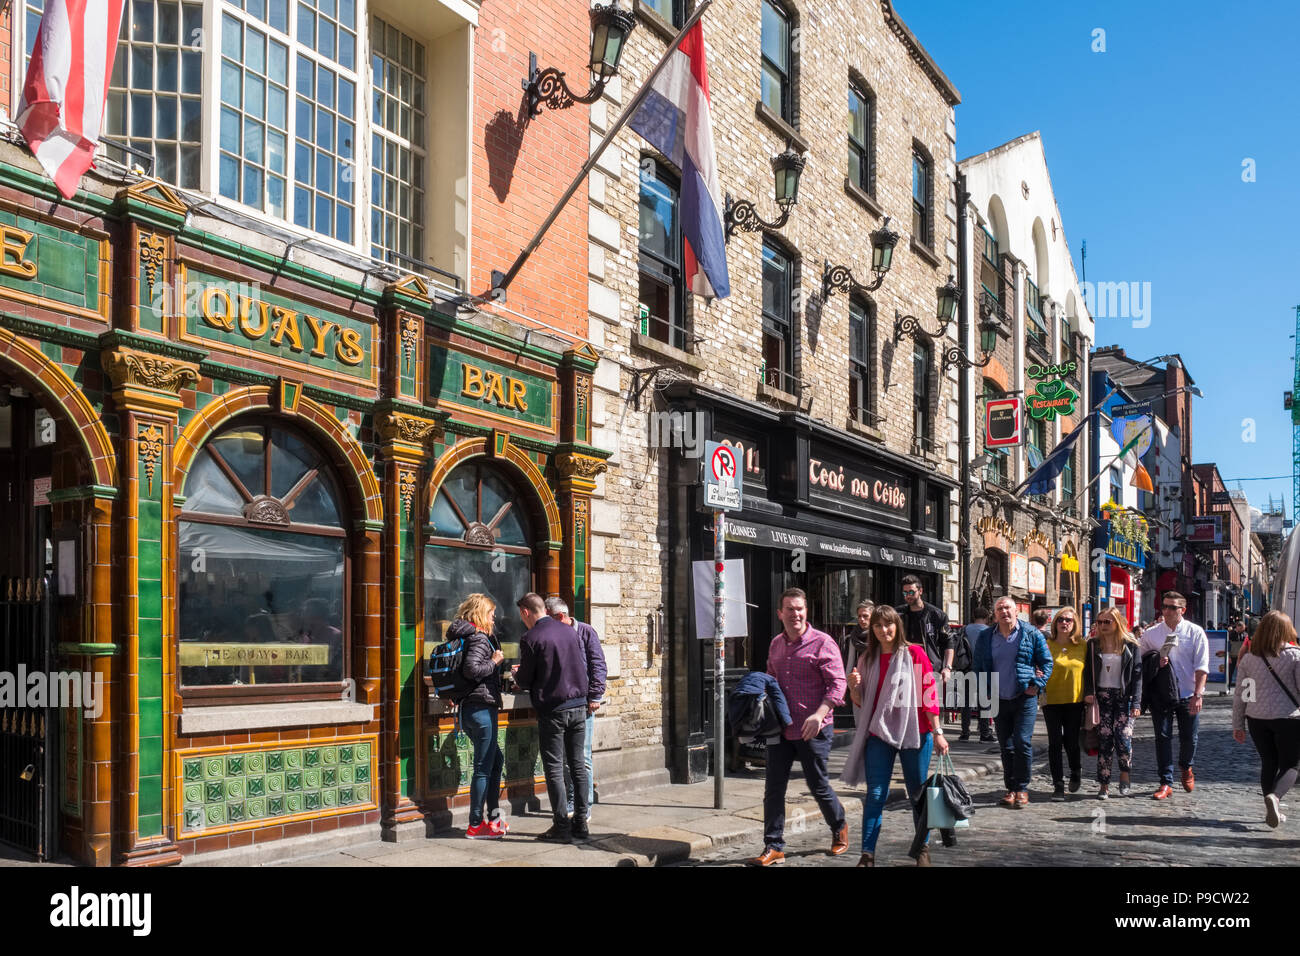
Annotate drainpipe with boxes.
[957,172,971,620]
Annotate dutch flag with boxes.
[629,22,730,300]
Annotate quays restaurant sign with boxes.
[182,266,375,384]
[429,348,556,433]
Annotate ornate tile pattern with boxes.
[179,739,375,835]
[426,721,543,795]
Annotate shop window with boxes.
[425,462,534,668]
[638,158,686,350]
[1061,449,1075,504]
[913,339,932,451]
[178,423,348,699]
[761,238,796,392]
[848,296,875,424]
[370,14,427,267]
[911,146,932,248]
[923,486,946,538]
[760,0,792,123]
[848,79,873,196]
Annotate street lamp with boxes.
[894,275,962,344]
[823,217,901,297]
[523,2,637,119]
[723,146,807,240]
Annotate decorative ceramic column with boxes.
[100,339,200,866]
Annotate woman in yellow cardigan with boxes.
[1042,608,1087,798]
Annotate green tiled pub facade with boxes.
[0,151,608,865]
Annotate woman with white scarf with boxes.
[843,605,949,867]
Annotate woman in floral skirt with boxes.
[1082,607,1142,798]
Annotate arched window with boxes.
[424,462,534,666]
[177,423,348,698]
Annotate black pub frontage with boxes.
[663,384,957,782]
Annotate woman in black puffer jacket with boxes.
[449,593,506,838]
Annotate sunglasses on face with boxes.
[903,589,919,596]
[1058,619,1074,625]
[1162,605,1182,611]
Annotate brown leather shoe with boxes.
[1182,768,1195,792]
[913,845,931,867]
[830,824,850,856]
[856,852,874,867]
[999,791,1016,808]
[1153,785,1173,800]
[1015,791,1029,808]
[751,847,785,866]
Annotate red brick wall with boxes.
[471,0,590,336]
[1,2,12,118]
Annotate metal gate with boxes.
[0,577,56,860]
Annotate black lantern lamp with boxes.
[724,146,806,240]
[823,217,900,298]
[894,274,962,344]
[524,1,636,119]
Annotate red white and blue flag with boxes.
[629,22,730,299]
[17,0,127,199]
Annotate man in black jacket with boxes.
[896,575,954,680]
[513,592,590,842]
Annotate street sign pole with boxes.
[713,509,726,810]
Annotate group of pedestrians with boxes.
[446,591,606,843]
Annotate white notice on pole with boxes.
[691,558,748,639]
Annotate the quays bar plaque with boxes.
[806,442,912,530]
[429,347,556,433]
[178,643,331,667]
[724,516,952,573]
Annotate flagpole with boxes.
[477,0,715,304]
[1065,420,1155,510]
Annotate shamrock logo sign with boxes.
[1027,380,1077,421]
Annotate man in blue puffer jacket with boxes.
[972,595,1053,809]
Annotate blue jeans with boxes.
[994,693,1038,792]
[1151,698,1199,786]
[762,725,844,851]
[564,710,594,817]
[861,733,934,854]
[461,704,502,827]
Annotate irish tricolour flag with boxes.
[629,22,730,299]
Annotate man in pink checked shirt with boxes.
[750,587,849,867]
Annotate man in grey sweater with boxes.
[1232,610,1300,828]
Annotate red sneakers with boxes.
[465,820,506,840]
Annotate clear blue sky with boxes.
[895,0,1300,517]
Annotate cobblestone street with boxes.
[683,698,1300,867]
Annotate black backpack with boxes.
[952,628,975,672]
[428,633,475,701]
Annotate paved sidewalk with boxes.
[251,723,1021,867]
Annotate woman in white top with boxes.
[1232,610,1300,828]
[1082,607,1143,798]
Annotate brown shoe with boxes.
[913,845,931,867]
[750,847,785,866]
[999,791,1016,808]
[1153,785,1173,800]
[830,824,850,856]
[856,852,874,867]
[1182,768,1195,792]
[1015,791,1029,808]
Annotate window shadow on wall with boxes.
[486,107,528,202]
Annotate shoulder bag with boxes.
[1260,655,1300,715]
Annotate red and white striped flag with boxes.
[17,0,126,199]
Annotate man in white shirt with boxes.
[1138,591,1209,800]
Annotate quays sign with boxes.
[429,348,555,433]
[1027,380,1077,421]
[181,266,374,384]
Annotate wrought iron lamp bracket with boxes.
[822,260,885,299]
[523,55,607,119]
[723,193,791,241]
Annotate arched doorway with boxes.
[0,362,108,861]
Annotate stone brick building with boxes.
[958,132,1094,624]
[583,0,963,781]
